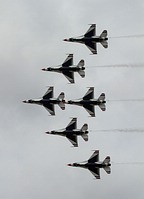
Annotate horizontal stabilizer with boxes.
[78,70,85,78]
[81,134,88,141]
[58,102,65,110]
[98,103,106,111]
[100,40,108,48]
[100,30,107,38]
[98,93,105,102]
[103,166,111,174]
[77,59,85,77]
[57,92,65,100]
[77,59,85,67]
[103,156,110,164]
[57,92,65,110]
[80,123,88,132]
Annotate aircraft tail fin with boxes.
[57,92,65,110]
[80,123,88,132]
[100,30,107,39]
[81,133,88,141]
[100,40,108,48]
[103,166,111,174]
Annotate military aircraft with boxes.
[67,150,111,179]
[64,24,108,54]
[23,87,65,115]
[45,118,88,147]
[42,54,85,84]
[67,87,106,117]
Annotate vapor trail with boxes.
[88,64,144,68]
[112,161,144,165]
[107,99,144,102]
[109,34,144,39]
[90,129,144,133]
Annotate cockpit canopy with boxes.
[28,99,33,103]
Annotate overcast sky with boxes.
[0,0,144,198]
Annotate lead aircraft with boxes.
[64,24,108,54]
[45,118,88,147]
[42,54,85,83]
[67,87,106,117]
[68,150,111,179]
[23,87,65,116]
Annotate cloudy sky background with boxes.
[0,0,144,198]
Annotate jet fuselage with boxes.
[46,129,88,137]
[68,36,108,43]
[24,98,64,106]
[68,99,106,106]
[69,162,111,169]
[47,66,85,73]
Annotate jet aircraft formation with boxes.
[23,24,111,179]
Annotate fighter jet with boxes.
[42,54,85,84]
[45,118,88,147]
[67,150,111,179]
[64,24,108,54]
[23,87,65,115]
[67,87,106,117]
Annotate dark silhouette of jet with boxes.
[42,54,85,83]
[68,150,111,179]
[45,118,88,147]
[67,87,106,117]
[64,24,108,54]
[23,87,65,115]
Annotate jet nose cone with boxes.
[45,131,50,134]
[67,164,72,166]
[63,39,68,41]
[41,68,47,71]
[23,100,27,103]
